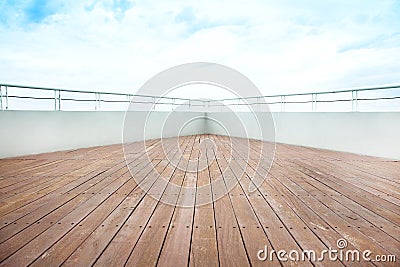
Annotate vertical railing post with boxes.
[97,93,101,110]
[54,90,61,110]
[351,90,358,111]
[5,86,9,110]
[355,90,358,111]
[126,95,131,111]
[94,93,100,111]
[0,85,3,110]
[58,90,61,111]
[312,93,317,111]
[280,96,285,112]
[312,94,314,111]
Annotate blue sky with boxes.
[0,0,399,96]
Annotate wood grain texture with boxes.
[0,135,398,266]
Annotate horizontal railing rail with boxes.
[1,83,399,112]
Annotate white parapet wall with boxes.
[0,111,205,158]
[1,111,399,160]
[206,112,400,160]
[273,112,400,160]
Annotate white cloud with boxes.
[0,0,399,96]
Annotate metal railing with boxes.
[209,84,400,112]
[1,83,399,112]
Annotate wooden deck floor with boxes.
[0,134,398,266]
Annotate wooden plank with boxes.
[189,134,219,267]
[339,160,400,185]
[0,159,100,204]
[278,159,400,240]
[208,138,250,266]
[272,160,400,256]
[354,161,400,181]
[236,141,395,266]
[0,159,61,177]
[0,135,398,266]
[0,140,167,264]
[61,138,181,266]
[281,144,400,200]
[93,136,192,266]
[30,160,168,266]
[124,136,196,266]
[230,140,345,267]
[0,139,161,228]
[0,168,135,266]
[0,159,126,231]
[0,160,121,244]
[157,135,199,266]
[291,159,400,225]
[215,156,281,266]
[313,160,400,203]
[214,135,312,267]
[267,168,396,266]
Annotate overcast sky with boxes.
[1,0,399,96]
